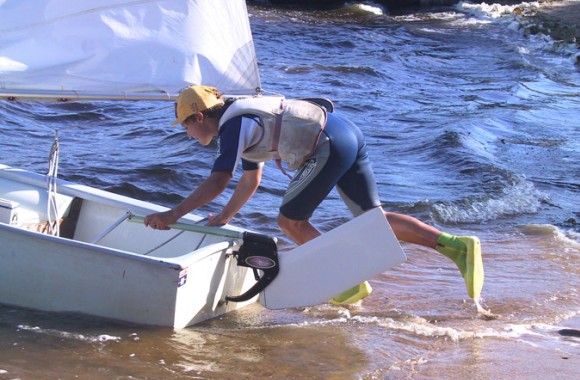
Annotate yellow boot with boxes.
[330,281,373,305]
[436,233,484,299]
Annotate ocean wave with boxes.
[283,63,386,79]
[432,177,549,224]
[519,223,580,248]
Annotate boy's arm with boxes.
[207,166,263,226]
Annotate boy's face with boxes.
[182,112,215,146]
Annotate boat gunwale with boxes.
[0,221,241,270]
[0,164,246,269]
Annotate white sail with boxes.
[0,0,261,101]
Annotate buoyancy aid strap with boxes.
[273,100,293,179]
[271,100,285,152]
[276,158,293,179]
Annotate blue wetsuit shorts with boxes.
[280,113,381,220]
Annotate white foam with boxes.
[351,314,579,349]
[96,334,122,342]
[351,3,384,16]
[16,324,121,343]
[457,1,539,20]
[475,298,497,319]
[456,1,579,60]
[370,316,463,342]
[555,228,580,249]
[523,224,580,248]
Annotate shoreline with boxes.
[257,0,580,53]
[526,0,580,48]
[454,1,580,63]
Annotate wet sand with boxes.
[417,339,579,379]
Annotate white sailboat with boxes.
[0,0,406,328]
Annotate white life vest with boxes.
[218,97,327,170]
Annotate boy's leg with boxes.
[277,214,320,245]
[384,212,484,299]
[279,115,373,305]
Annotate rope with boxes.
[46,130,60,236]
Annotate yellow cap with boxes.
[170,85,224,126]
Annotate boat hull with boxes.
[0,165,257,328]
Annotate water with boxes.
[1,2,579,378]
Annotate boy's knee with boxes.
[277,213,303,234]
[277,213,294,232]
[277,213,320,245]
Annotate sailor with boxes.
[144,85,484,303]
